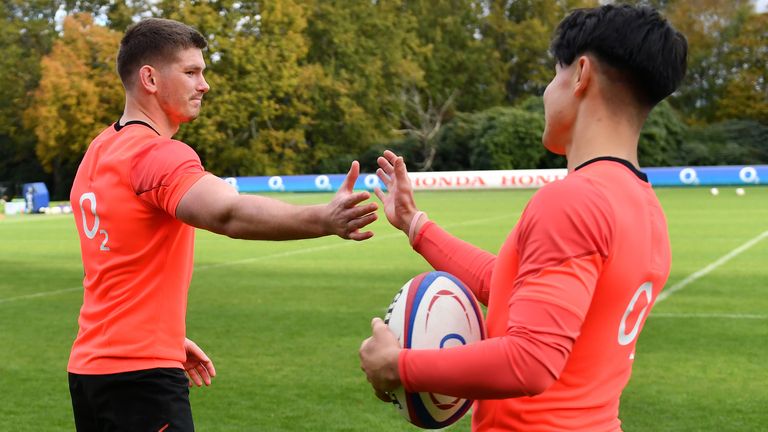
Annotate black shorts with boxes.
[68,368,193,431]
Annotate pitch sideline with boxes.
[655,229,768,303]
[4,224,766,309]
[0,214,512,304]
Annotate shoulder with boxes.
[133,137,201,165]
[130,138,204,194]
[526,174,612,219]
[517,175,615,256]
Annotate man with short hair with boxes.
[69,18,377,431]
[360,5,687,431]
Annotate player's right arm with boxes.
[176,161,378,241]
[375,150,495,303]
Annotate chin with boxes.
[542,132,566,155]
[180,112,200,123]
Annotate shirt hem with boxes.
[67,359,184,375]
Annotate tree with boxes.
[431,105,546,170]
[482,0,597,103]
[394,88,458,171]
[663,0,756,123]
[638,100,688,167]
[0,2,57,194]
[714,12,768,124]
[404,0,506,112]
[302,0,425,172]
[159,0,316,176]
[471,106,546,169]
[24,13,123,198]
[680,120,768,166]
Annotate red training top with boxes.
[68,121,208,374]
[399,158,671,431]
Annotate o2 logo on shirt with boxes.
[78,192,110,251]
[617,282,653,347]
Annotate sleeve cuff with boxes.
[411,220,435,250]
[398,348,411,392]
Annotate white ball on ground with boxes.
[736,188,745,196]
[710,187,719,196]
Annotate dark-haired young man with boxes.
[360,5,687,431]
[68,18,377,431]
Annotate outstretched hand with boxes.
[183,338,216,387]
[374,150,420,233]
[326,161,378,241]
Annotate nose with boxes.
[199,76,210,94]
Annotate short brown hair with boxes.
[117,18,207,87]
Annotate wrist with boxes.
[387,347,404,390]
[319,203,336,237]
[407,211,427,246]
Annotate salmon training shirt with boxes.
[68,121,208,374]
[400,157,671,431]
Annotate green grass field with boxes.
[1,187,766,431]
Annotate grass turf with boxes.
[0,187,766,430]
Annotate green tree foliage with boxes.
[663,0,758,123]
[4,0,767,188]
[24,13,123,198]
[404,0,506,112]
[680,120,768,166]
[360,0,509,172]
[0,2,56,192]
[638,101,688,167]
[430,106,547,170]
[483,0,597,103]
[161,0,316,176]
[714,12,767,124]
[302,0,424,172]
[430,112,478,171]
[470,106,547,169]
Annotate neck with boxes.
[564,101,642,172]
[120,96,179,138]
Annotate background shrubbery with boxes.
[1,0,766,198]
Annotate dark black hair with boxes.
[117,18,207,87]
[550,4,687,107]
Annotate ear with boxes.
[573,55,592,97]
[138,65,158,94]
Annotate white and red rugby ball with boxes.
[384,271,486,429]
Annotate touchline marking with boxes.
[656,229,768,303]
[0,214,512,304]
[650,312,767,320]
[0,287,82,304]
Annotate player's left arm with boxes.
[360,252,600,398]
[398,254,601,399]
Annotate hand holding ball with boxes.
[382,271,486,429]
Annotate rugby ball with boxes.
[384,271,486,429]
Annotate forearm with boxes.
[177,175,337,240]
[413,221,496,305]
[221,195,330,240]
[400,300,581,399]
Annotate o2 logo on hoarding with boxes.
[678,168,699,185]
[315,175,332,191]
[364,174,381,190]
[268,176,285,191]
[739,167,759,184]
